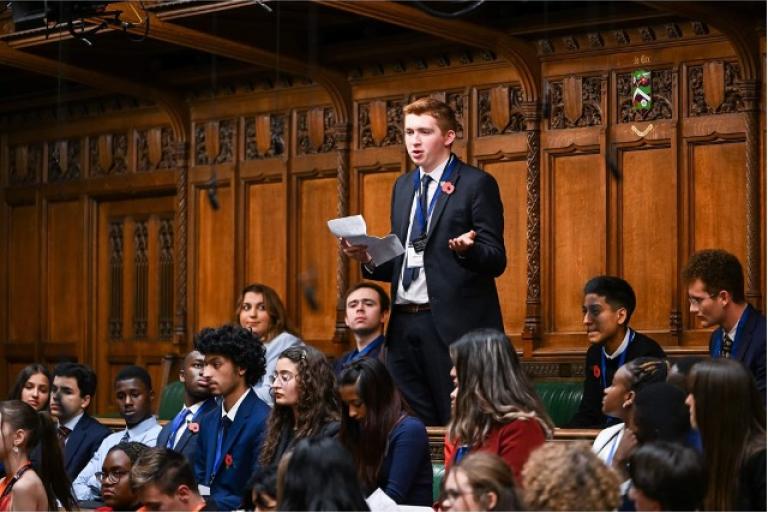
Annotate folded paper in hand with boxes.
[328,215,405,265]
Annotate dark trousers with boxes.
[386,310,453,426]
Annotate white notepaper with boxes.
[328,214,405,265]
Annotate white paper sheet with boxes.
[328,214,405,265]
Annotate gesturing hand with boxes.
[340,238,372,264]
[448,230,476,254]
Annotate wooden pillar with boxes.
[521,101,541,357]
[333,122,352,346]
[173,141,190,348]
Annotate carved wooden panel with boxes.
[244,180,287,299]
[48,139,81,182]
[244,114,287,160]
[617,69,674,123]
[358,100,404,149]
[359,169,400,242]
[47,201,84,343]
[478,86,525,136]
[8,144,42,185]
[195,120,236,165]
[108,220,124,340]
[133,221,149,339]
[549,76,603,129]
[620,147,676,330]
[297,108,336,155]
[688,61,743,116]
[137,127,175,172]
[158,218,174,340]
[90,133,128,176]
[8,205,39,343]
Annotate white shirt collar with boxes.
[125,415,159,436]
[221,388,250,422]
[62,411,84,431]
[727,308,747,340]
[187,400,204,417]
[419,154,451,183]
[603,328,632,360]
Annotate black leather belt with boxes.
[394,303,431,313]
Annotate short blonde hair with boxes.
[522,442,621,511]
[403,97,457,134]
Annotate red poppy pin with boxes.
[187,422,199,433]
[593,365,601,379]
[440,181,455,195]
[224,454,233,469]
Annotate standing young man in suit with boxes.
[194,325,270,511]
[342,98,506,426]
[156,350,216,465]
[49,362,111,481]
[683,249,766,396]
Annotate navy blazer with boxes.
[364,158,506,344]
[195,390,270,511]
[156,398,217,466]
[63,413,112,481]
[709,304,766,396]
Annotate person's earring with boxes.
[12,446,19,453]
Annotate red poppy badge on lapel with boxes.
[440,181,455,195]
[187,422,199,433]
[224,454,233,469]
[593,365,601,379]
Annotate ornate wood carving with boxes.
[158,218,174,340]
[333,122,351,345]
[587,33,604,49]
[244,114,286,160]
[358,100,404,149]
[563,76,583,124]
[691,22,709,35]
[174,142,189,346]
[562,36,579,51]
[614,30,630,45]
[524,120,541,344]
[90,134,127,176]
[537,39,554,55]
[688,61,743,116]
[478,86,524,136]
[297,108,336,155]
[639,26,656,42]
[216,120,235,164]
[8,144,41,185]
[133,221,149,339]
[48,139,81,182]
[108,220,124,341]
[137,127,175,172]
[665,23,681,39]
[617,68,674,123]
[194,120,235,165]
[549,76,603,129]
[194,125,207,165]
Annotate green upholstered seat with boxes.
[157,380,185,421]
[432,463,445,502]
[534,380,583,428]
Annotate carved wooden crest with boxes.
[147,128,162,167]
[205,121,219,163]
[308,108,326,151]
[703,61,725,109]
[98,134,113,171]
[255,115,272,156]
[369,100,388,146]
[563,76,583,124]
[490,86,510,133]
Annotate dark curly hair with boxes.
[682,249,745,303]
[108,441,150,465]
[194,325,267,387]
[259,346,340,466]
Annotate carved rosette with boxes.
[48,140,81,182]
[688,61,743,116]
[297,108,337,155]
[244,114,286,159]
[358,100,404,149]
[549,76,603,129]
[617,68,674,123]
[89,134,127,176]
[478,86,525,136]
[8,144,42,185]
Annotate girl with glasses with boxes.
[97,442,148,511]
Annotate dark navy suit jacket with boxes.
[156,398,217,466]
[63,413,112,481]
[709,304,766,396]
[364,158,506,344]
[194,390,270,511]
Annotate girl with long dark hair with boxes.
[687,358,766,510]
[0,400,76,511]
[339,357,432,505]
[259,346,340,467]
[8,364,51,412]
[446,329,553,481]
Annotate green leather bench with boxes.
[157,380,185,420]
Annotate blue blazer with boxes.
[709,304,766,396]
[195,390,270,511]
[156,398,217,466]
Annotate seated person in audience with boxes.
[259,346,340,468]
[339,358,432,505]
[242,465,278,512]
[632,383,693,448]
[131,447,213,512]
[666,356,703,391]
[628,441,706,511]
[237,284,303,406]
[98,442,148,512]
[444,329,552,482]
[438,452,521,512]
[686,358,766,511]
[593,357,668,467]
[49,362,112,481]
[278,437,369,511]
[73,366,162,502]
[194,325,270,511]
[0,400,76,511]
[8,364,51,412]
[569,276,666,428]
[522,441,621,511]
[156,351,216,465]
[683,249,766,395]
[334,282,389,375]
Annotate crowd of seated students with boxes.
[0,248,765,511]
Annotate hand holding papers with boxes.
[330,215,405,265]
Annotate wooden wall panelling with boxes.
[7,199,40,346]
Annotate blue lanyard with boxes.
[711,307,750,357]
[454,445,470,465]
[600,330,635,390]
[412,155,458,233]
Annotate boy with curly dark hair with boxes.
[193,324,269,510]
